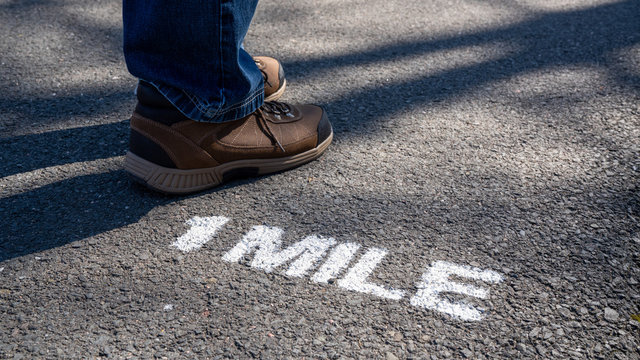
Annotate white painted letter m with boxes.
[222,226,336,277]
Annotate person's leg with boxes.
[122,1,333,194]
[123,0,263,122]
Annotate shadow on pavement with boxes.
[281,0,638,135]
[0,0,638,261]
[0,171,170,262]
[0,120,129,178]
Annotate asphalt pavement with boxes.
[1,0,639,358]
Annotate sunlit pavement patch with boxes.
[0,157,124,198]
[173,216,504,321]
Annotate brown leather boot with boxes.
[254,56,286,101]
[124,81,333,194]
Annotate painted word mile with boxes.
[172,216,504,321]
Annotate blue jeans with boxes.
[123,0,263,123]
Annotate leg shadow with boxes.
[0,170,173,262]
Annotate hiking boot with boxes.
[254,56,286,101]
[124,81,333,194]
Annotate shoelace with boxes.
[255,59,273,88]
[256,101,291,152]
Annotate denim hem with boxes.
[147,80,264,123]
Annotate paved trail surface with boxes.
[1,0,639,358]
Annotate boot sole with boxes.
[125,130,332,195]
[264,79,287,102]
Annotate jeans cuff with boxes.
[146,81,264,123]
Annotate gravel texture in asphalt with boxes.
[1,0,639,358]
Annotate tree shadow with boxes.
[279,0,638,136]
[0,0,637,262]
